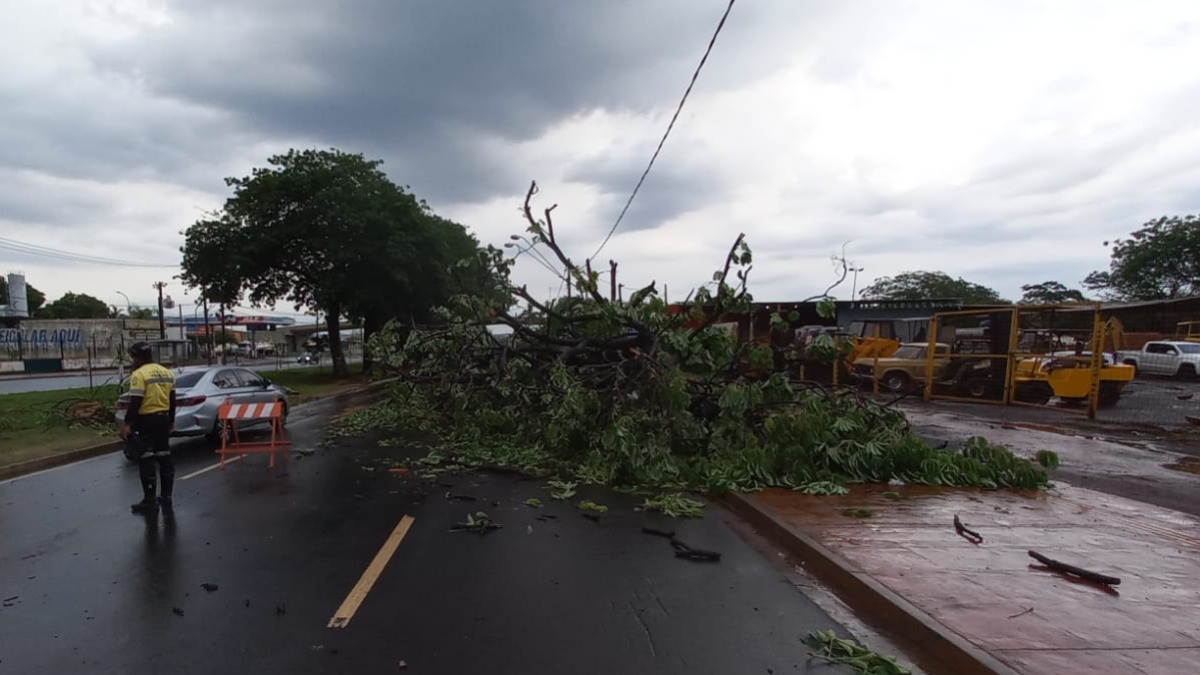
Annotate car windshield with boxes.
[1178,343,1200,354]
[174,372,206,388]
[892,346,925,360]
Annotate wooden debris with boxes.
[641,526,676,539]
[954,514,984,544]
[671,538,721,563]
[1028,550,1121,586]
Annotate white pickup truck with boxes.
[1116,341,1200,378]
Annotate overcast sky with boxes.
[2,0,1199,315]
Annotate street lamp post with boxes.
[115,291,132,316]
[850,266,865,303]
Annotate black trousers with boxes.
[131,413,174,501]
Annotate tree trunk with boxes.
[362,312,385,376]
[325,307,349,376]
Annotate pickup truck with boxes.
[853,342,950,391]
[1116,341,1200,378]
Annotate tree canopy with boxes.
[1083,215,1200,300]
[859,271,1007,304]
[0,277,46,314]
[38,292,111,319]
[342,183,1055,512]
[1018,281,1088,305]
[179,148,498,374]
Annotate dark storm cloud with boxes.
[83,0,824,205]
[562,152,731,234]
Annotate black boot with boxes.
[131,497,158,513]
[133,457,158,513]
[158,456,175,511]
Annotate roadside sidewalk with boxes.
[729,483,1200,675]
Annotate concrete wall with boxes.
[0,318,168,373]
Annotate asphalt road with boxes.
[0,357,359,395]
[0,395,852,674]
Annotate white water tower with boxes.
[1,272,29,318]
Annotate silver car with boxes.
[115,365,290,449]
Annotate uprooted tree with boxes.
[356,182,1055,501]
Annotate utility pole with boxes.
[609,260,617,302]
[152,281,167,339]
[220,304,228,365]
[202,296,212,365]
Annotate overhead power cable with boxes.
[0,236,178,268]
[589,0,737,261]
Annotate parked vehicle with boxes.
[1177,321,1200,344]
[852,342,951,391]
[1116,341,1200,378]
[297,352,319,364]
[114,365,290,459]
[1012,352,1134,406]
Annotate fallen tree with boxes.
[357,182,1056,495]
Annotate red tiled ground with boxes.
[750,484,1200,674]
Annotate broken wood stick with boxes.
[641,526,676,539]
[1028,550,1121,586]
[671,538,721,562]
[954,514,984,544]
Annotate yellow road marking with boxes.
[327,515,415,629]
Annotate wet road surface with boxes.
[0,397,851,674]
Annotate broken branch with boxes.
[1027,550,1121,586]
[954,514,984,544]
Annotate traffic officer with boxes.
[119,341,177,513]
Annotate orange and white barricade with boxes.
[216,398,290,468]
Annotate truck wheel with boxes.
[1178,364,1197,381]
[964,378,992,399]
[1123,360,1138,376]
[1098,383,1121,407]
[1015,382,1052,405]
[882,372,910,392]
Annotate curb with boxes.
[0,378,396,483]
[0,440,124,482]
[723,491,1019,675]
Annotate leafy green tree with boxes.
[1018,281,1088,305]
[38,292,111,319]
[180,148,494,376]
[860,271,1007,304]
[0,277,46,313]
[1084,215,1200,300]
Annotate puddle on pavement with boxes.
[1163,456,1200,475]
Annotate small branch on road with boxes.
[954,514,984,544]
[670,538,722,562]
[1027,550,1121,586]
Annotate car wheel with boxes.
[882,372,910,392]
[1178,364,1197,380]
[206,418,230,445]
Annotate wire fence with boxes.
[791,303,1200,430]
